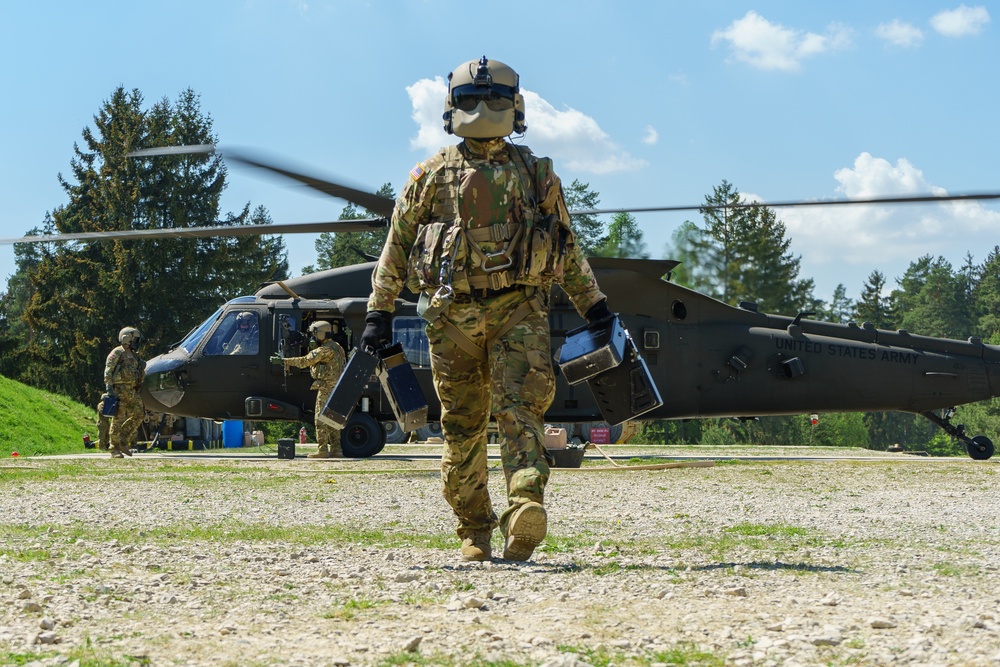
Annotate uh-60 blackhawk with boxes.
[6,145,1000,460]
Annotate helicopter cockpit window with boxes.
[205,311,260,356]
[394,317,430,368]
[178,307,224,355]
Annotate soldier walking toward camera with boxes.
[104,327,147,458]
[272,321,346,458]
[363,56,613,562]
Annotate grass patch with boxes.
[0,374,96,457]
[0,647,142,666]
[0,520,457,556]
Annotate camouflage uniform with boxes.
[226,328,258,355]
[369,137,605,544]
[284,340,346,456]
[96,397,110,450]
[104,345,146,457]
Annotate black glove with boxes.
[105,383,117,398]
[585,299,613,324]
[361,310,392,352]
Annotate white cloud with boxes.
[405,79,646,174]
[405,77,451,154]
[711,11,853,72]
[642,126,659,146]
[780,153,1000,287]
[931,4,991,37]
[875,19,924,47]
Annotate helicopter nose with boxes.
[142,354,187,409]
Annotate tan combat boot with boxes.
[460,530,493,562]
[503,502,547,561]
[308,447,329,459]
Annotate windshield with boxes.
[178,307,224,355]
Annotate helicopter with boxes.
[5,145,1000,460]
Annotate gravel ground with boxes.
[1,444,999,667]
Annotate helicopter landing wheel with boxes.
[341,413,386,458]
[416,422,443,442]
[382,420,407,444]
[967,435,994,461]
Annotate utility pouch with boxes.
[519,214,568,285]
[319,348,378,428]
[417,286,455,323]
[100,394,119,417]
[406,222,469,293]
[376,343,428,432]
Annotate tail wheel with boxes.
[968,435,994,461]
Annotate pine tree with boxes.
[563,179,604,256]
[596,211,648,258]
[890,255,973,338]
[853,270,895,329]
[676,180,815,313]
[8,86,287,403]
[307,183,395,272]
[973,246,1000,343]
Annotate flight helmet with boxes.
[237,311,255,331]
[309,321,332,342]
[443,56,526,139]
[119,327,142,349]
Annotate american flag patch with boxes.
[409,163,426,180]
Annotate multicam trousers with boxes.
[108,387,144,453]
[425,289,554,539]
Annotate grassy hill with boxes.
[0,374,96,457]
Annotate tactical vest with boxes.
[404,144,570,296]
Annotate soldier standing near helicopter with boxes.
[104,327,147,458]
[362,56,613,562]
[272,321,346,458]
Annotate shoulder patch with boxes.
[409,163,426,181]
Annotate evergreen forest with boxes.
[2,87,1000,455]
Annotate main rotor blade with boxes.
[128,144,395,218]
[0,218,387,245]
[571,191,1000,216]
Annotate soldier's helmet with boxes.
[308,321,332,342]
[237,311,254,331]
[443,56,526,139]
[119,327,142,348]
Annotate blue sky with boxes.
[1,1,997,306]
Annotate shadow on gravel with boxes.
[693,560,857,574]
[448,559,859,575]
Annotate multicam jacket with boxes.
[105,346,146,393]
[368,138,605,316]
[284,340,346,391]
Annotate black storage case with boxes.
[557,315,628,385]
[277,437,296,460]
[376,343,428,432]
[587,333,663,425]
[320,348,379,428]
